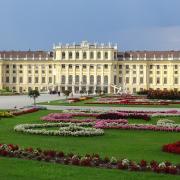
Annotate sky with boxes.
[0,0,180,51]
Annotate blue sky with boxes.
[0,0,180,51]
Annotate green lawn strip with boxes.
[0,110,179,164]
[38,98,180,108]
[0,157,179,180]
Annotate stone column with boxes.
[94,64,97,94]
[65,64,68,90]
[108,64,112,93]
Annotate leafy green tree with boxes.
[28,90,40,105]
[79,90,84,97]
[64,90,71,99]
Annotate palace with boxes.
[0,41,180,94]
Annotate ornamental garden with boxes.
[0,99,180,180]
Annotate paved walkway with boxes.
[1,94,180,111]
[0,94,65,109]
[42,105,180,112]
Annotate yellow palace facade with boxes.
[0,41,180,94]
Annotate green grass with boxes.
[0,110,179,179]
[38,98,180,108]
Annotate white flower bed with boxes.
[157,119,180,128]
[14,122,104,137]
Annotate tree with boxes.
[79,90,84,97]
[28,89,40,105]
[64,90,71,99]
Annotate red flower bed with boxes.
[12,108,39,116]
[96,112,150,121]
[162,141,180,154]
[0,143,179,175]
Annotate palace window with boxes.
[61,64,65,69]
[97,75,101,85]
[140,65,143,69]
[69,64,72,69]
[164,65,167,69]
[157,65,160,69]
[62,52,65,59]
[19,64,23,69]
[61,75,65,84]
[49,77,52,83]
[126,65,129,69]
[140,77,143,84]
[174,65,178,69]
[164,77,167,84]
[174,77,178,84]
[49,65,52,69]
[69,52,72,59]
[35,77,38,83]
[13,65,16,69]
[6,77,9,83]
[83,65,87,69]
[156,77,160,84]
[149,77,153,84]
[6,65,9,68]
[42,77,46,83]
[105,52,108,59]
[83,52,87,59]
[19,77,23,83]
[90,75,94,84]
[104,76,108,85]
[119,65,122,69]
[114,76,117,85]
[90,52,94,59]
[133,77,136,84]
[68,75,72,84]
[104,64,108,69]
[76,52,79,59]
[75,75,79,84]
[97,52,101,59]
[133,65,136,69]
[119,77,122,84]
[126,77,129,83]
[28,77,32,83]
[13,77,16,83]
[82,75,87,84]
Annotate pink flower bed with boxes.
[95,120,128,129]
[94,123,180,132]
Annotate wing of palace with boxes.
[0,41,179,94]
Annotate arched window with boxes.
[62,52,65,59]
[83,52,87,59]
[61,75,65,84]
[69,52,72,59]
[76,52,79,59]
[97,52,101,59]
[90,52,94,59]
[68,75,72,84]
[104,76,108,85]
[82,75,87,84]
[75,75,79,84]
[90,75,94,85]
[105,52,108,59]
[97,75,101,85]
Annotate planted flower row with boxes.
[96,113,151,121]
[162,141,180,154]
[94,121,180,132]
[0,143,179,175]
[14,122,104,136]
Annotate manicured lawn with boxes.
[0,110,179,179]
[38,98,180,108]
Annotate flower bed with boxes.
[94,121,180,132]
[162,141,180,154]
[14,122,104,136]
[95,120,128,129]
[96,113,151,121]
[0,143,179,175]
[12,107,39,116]
[0,112,14,118]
